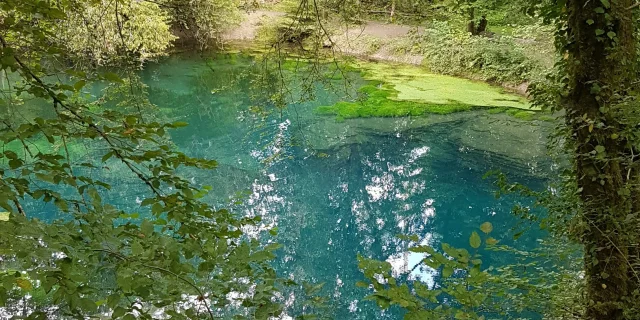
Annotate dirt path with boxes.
[225,10,419,40]
[224,10,424,64]
[329,21,425,65]
[358,21,420,38]
[223,10,286,41]
[223,9,533,65]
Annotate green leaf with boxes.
[442,265,454,278]
[265,243,283,251]
[141,219,153,236]
[455,310,470,319]
[0,212,9,222]
[101,151,114,162]
[479,222,493,234]
[15,278,32,290]
[594,7,605,13]
[513,231,524,240]
[79,298,97,313]
[73,80,86,91]
[607,31,616,39]
[122,313,136,320]
[107,293,120,308]
[131,242,143,255]
[600,0,610,8]
[103,72,124,83]
[486,237,499,245]
[172,121,189,128]
[8,158,21,169]
[151,203,163,214]
[595,29,605,36]
[586,19,594,25]
[112,306,126,318]
[469,231,481,249]
[141,198,155,206]
[595,145,605,153]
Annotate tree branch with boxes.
[93,248,215,320]
[0,34,164,201]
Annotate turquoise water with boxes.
[16,53,553,318]
[139,54,552,318]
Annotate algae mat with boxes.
[355,61,534,110]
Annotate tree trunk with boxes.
[476,15,487,34]
[565,0,639,319]
[390,0,395,22]
[466,7,475,35]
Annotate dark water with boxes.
[19,53,553,318]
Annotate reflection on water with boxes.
[138,53,553,318]
[21,53,552,318]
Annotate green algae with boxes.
[357,61,534,109]
[507,109,536,121]
[488,106,555,122]
[316,80,473,118]
[315,60,538,120]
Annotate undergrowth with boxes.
[408,21,547,84]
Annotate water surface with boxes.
[140,54,552,318]
[15,53,553,318]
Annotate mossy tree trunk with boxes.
[565,0,640,318]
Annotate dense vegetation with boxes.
[1,0,640,319]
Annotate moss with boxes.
[537,114,556,122]
[487,107,508,114]
[314,59,543,120]
[316,82,474,119]
[505,108,520,116]
[486,106,557,122]
[512,110,536,121]
[351,61,536,110]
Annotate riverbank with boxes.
[221,8,555,97]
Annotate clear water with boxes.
[138,53,553,318]
[22,53,554,318]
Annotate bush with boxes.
[411,21,539,84]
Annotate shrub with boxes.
[411,21,539,84]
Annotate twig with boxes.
[93,248,215,320]
[0,173,27,217]
[0,34,164,200]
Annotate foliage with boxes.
[0,1,309,319]
[357,224,584,319]
[57,0,176,66]
[167,0,242,48]
[410,21,539,84]
[1,0,241,67]
[256,0,328,51]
